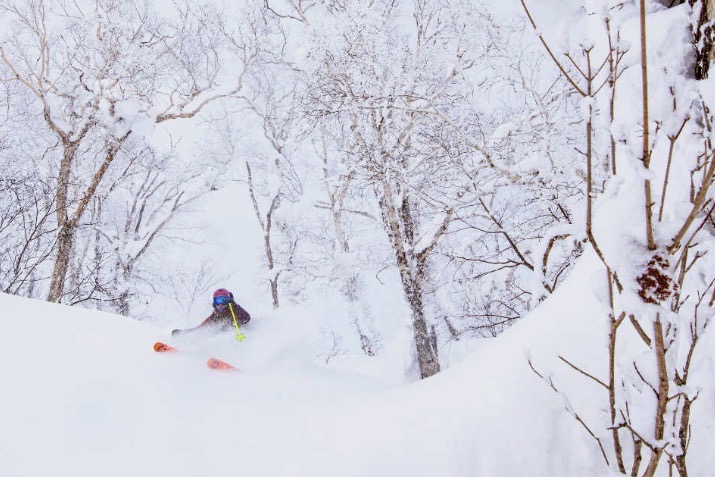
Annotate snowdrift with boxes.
[0,249,712,476]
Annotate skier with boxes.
[172,288,251,336]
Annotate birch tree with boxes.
[0,0,259,304]
[302,0,506,378]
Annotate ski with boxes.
[153,341,236,371]
[153,341,177,353]
[207,358,235,370]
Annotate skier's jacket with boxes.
[200,301,251,328]
[172,301,250,336]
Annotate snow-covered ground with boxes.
[2,248,713,476]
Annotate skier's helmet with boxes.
[213,288,233,306]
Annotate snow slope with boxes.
[1,248,713,476]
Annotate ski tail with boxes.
[153,341,177,353]
[207,358,235,370]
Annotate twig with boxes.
[559,355,609,390]
[629,314,652,347]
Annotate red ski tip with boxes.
[153,342,177,353]
[207,358,234,370]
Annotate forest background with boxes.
[2,1,715,475]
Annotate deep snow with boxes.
[2,248,713,476]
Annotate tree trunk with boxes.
[270,277,280,309]
[609,310,627,474]
[675,397,693,477]
[641,318,669,477]
[47,141,77,303]
[47,224,75,303]
[394,249,440,378]
[690,0,714,80]
[378,179,440,379]
[409,260,440,378]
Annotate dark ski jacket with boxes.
[173,302,250,336]
[200,302,251,328]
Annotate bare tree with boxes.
[104,147,205,314]
[313,126,382,356]
[523,2,715,475]
[304,0,499,378]
[240,61,305,308]
[0,0,258,304]
[0,173,56,295]
[246,159,301,309]
[285,0,588,377]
